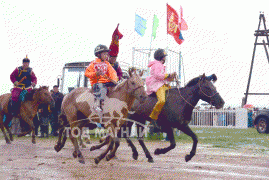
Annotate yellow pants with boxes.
[149,84,171,120]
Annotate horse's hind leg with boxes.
[179,125,198,162]
[0,122,11,144]
[154,127,176,155]
[4,115,14,141]
[94,135,114,164]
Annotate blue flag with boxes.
[135,14,147,37]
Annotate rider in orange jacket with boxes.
[85,44,118,112]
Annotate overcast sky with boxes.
[1,0,269,108]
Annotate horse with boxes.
[0,86,54,144]
[93,74,224,163]
[54,68,147,164]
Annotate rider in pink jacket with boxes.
[146,49,176,132]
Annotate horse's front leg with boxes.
[154,127,176,155]
[94,135,114,164]
[69,126,85,164]
[179,125,198,162]
[137,124,154,163]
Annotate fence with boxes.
[190,108,248,129]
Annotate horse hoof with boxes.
[185,154,193,162]
[32,140,36,144]
[10,137,14,141]
[154,148,161,155]
[90,146,95,151]
[81,144,86,148]
[73,151,78,158]
[106,155,110,161]
[86,141,91,144]
[79,159,85,164]
[54,145,60,152]
[6,141,11,144]
[148,158,154,163]
[94,158,100,164]
[132,154,138,160]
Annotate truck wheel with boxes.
[256,117,269,133]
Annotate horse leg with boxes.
[106,137,120,161]
[58,129,68,152]
[79,134,86,148]
[179,125,198,162]
[4,115,14,141]
[136,124,154,162]
[154,127,176,155]
[0,122,11,144]
[123,120,139,160]
[54,127,65,152]
[94,135,114,164]
[84,137,91,144]
[68,128,85,164]
[90,135,110,151]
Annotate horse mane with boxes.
[185,76,202,87]
[113,79,127,92]
[25,86,48,101]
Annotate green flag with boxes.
[152,15,159,40]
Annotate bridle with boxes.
[175,76,218,107]
[125,77,144,96]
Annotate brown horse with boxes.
[0,86,54,144]
[54,68,147,164]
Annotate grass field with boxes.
[1,127,269,151]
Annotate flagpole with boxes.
[148,15,155,64]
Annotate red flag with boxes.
[167,4,184,45]
[109,24,123,57]
[180,6,188,31]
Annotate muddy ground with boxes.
[0,137,269,180]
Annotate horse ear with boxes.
[128,67,136,77]
[139,70,144,77]
[201,73,206,82]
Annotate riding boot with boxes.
[11,100,20,117]
[150,119,161,133]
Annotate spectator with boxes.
[39,103,51,138]
[51,85,64,136]
[248,108,254,128]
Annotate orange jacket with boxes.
[85,58,118,85]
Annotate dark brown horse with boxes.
[0,86,54,144]
[123,74,225,162]
[54,68,147,164]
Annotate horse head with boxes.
[197,74,224,109]
[124,67,147,103]
[32,86,55,106]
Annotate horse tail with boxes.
[55,112,69,152]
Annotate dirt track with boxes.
[0,137,269,180]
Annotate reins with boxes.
[174,75,218,107]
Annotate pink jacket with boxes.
[146,60,169,95]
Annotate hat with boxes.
[94,44,110,57]
[23,55,30,63]
[154,49,167,61]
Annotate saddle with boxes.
[8,90,28,114]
